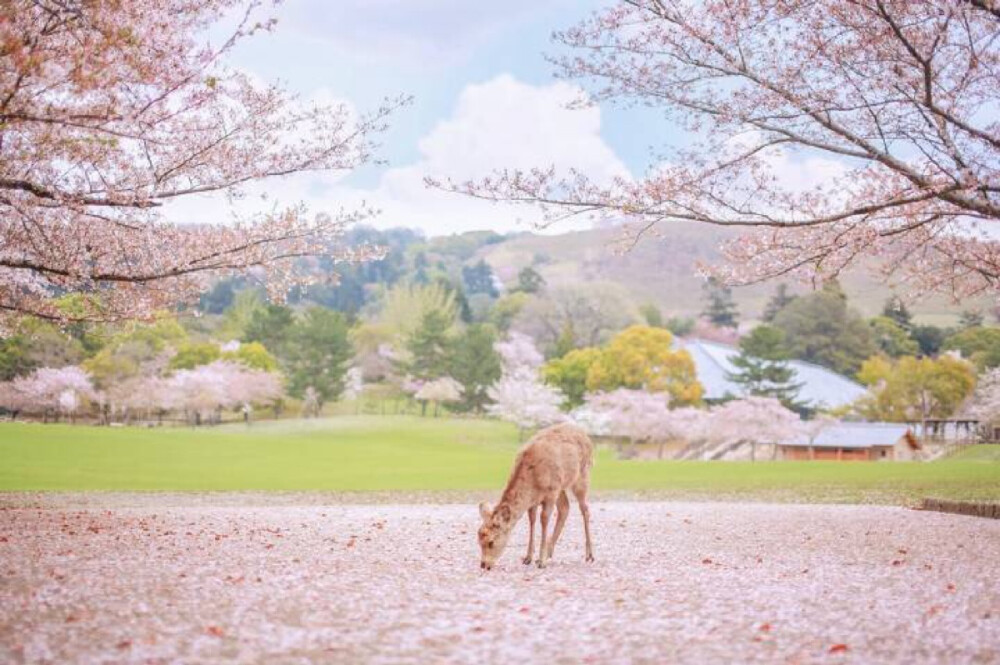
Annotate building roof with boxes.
[785,422,911,449]
[676,338,866,409]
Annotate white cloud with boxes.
[164,75,631,237]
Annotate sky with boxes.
[164,0,684,237]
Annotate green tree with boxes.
[542,347,601,409]
[243,304,295,358]
[959,309,985,329]
[0,335,35,381]
[911,324,949,357]
[168,342,221,370]
[772,281,876,376]
[701,277,738,328]
[856,355,976,423]
[586,325,703,404]
[406,310,453,380]
[515,266,545,294]
[944,326,1000,370]
[221,341,278,372]
[869,316,919,358]
[462,259,498,297]
[762,284,797,323]
[665,316,695,338]
[552,322,577,359]
[639,303,664,328]
[449,324,502,412]
[726,325,803,409]
[490,292,529,332]
[881,295,913,330]
[218,290,266,340]
[285,308,352,407]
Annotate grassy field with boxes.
[1,416,998,503]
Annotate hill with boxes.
[473,222,984,325]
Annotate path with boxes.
[1,500,998,663]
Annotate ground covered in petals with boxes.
[1,498,998,664]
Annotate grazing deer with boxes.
[477,422,595,570]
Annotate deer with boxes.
[477,422,595,570]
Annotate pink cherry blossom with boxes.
[1,1,405,326]
[437,1,1000,300]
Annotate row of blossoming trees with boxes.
[482,330,809,460]
[0,357,283,425]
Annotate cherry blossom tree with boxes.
[707,397,802,461]
[1,1,405,325]
[415,376,463,417]
[440,1,1000,300]
[579,388,674,456]
[487,374,566,436]
[494,332,545,378]
[0,366,95,420]
[162,361,282,424]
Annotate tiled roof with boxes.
[676,338,867,409]
[785,422,911,449]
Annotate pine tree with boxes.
[515,266,545,294]
[762,284,797,322]
[462,259,498,297]
[881,295,913,330]
[702,277,739,328]
[726,326,804,411]
[406,310,452,380]
[449,325,502,412]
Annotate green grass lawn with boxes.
[1,416,998,504]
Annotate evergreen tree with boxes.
[762,284,797,322]
[772,280,876,376]
[726,325,804,410]
[449,324,502,412]
[639,303,664,328]
[702,277,739,328]
[243,304,295,358]
[413,252,430,284]
[960,309,985,329]
[515,266,545,294]
[882,295,913,330]
[406,310,453,380]
[462,259,498,297]
[911,324,949,356]
[285,308,353,408]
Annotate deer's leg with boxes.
[536,497,554,569]
[547,491,570,559]
[522,505,537,565]
[573,484,594,563]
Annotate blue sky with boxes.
[166,0,695,236]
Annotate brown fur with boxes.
[478,423,595,569]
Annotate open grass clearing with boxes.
[1,417,997,504]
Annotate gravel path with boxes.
[1,501,998,664]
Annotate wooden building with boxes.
[780,423,920,461]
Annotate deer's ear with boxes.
[478,502,492,521]
[497,504,512,524]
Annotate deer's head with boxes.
[477,501,513,570]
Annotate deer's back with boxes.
[517,423,593,495]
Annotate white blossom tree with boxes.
[487,374,566,438]
[707,397,802,461]
[415,376,463,417]
[580,388,673,456]
[0,366,95,421]
[495,332,545,378]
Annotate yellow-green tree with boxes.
[856,355,976,423]
[222,342,278,372]
[542,347,601,409]
[585,326,703,404]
